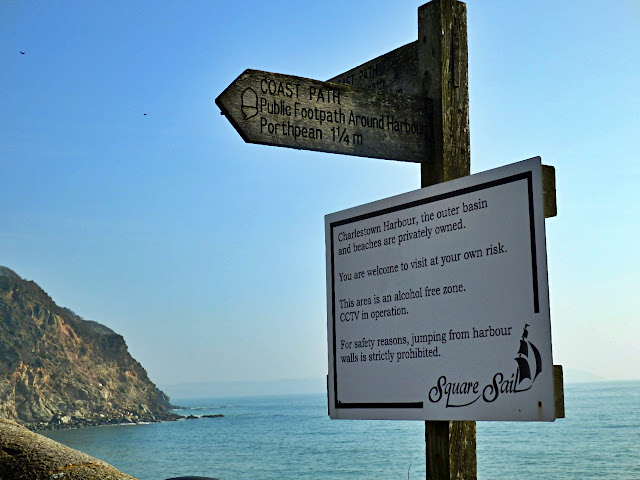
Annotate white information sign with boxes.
[325,157,554,421]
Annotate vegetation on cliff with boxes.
[0,266,178,430]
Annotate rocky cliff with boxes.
[0,266,178,430]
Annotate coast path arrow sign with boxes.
[327,41,420,97]
[215,69,433,163]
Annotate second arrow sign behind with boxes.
[216,69,433,163]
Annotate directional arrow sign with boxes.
[216,69,432,163]
[327,41,420,97]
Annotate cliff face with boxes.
[0,266,178,430]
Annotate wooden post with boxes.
[418,1,476,479]
[419,0,470,186]
[554,365,566,419]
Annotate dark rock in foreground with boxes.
[0,416,139,479]
[0,266,179,430]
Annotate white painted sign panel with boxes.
[325,157,554,421]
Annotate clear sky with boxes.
[2,0,639,395]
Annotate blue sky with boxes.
[1,0,639,395]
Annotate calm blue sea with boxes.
[42,381,640,480]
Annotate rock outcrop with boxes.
[0,417,139,479]
[0,266,178,430]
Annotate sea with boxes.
[42,381,640,480]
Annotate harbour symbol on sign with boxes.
[514,323,543,391]
[241,87,258,120]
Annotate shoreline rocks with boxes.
[28,412,183,432]
[184,414,224,420]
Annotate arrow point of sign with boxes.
[215,70,255,144]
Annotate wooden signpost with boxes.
[216,1,562,479]
[418,3,475,478]
[216,69,433,163]
[327,41,420,96]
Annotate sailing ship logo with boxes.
[514,323,543,392]
[428,322,545,407]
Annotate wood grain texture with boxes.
[419,0,470,185]
[554,365,565,419]
[418,2,476,479]
[216,69,433,163]
[542,164,557,218]
[327,41,420,96]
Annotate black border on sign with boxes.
[329,171,538,411]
